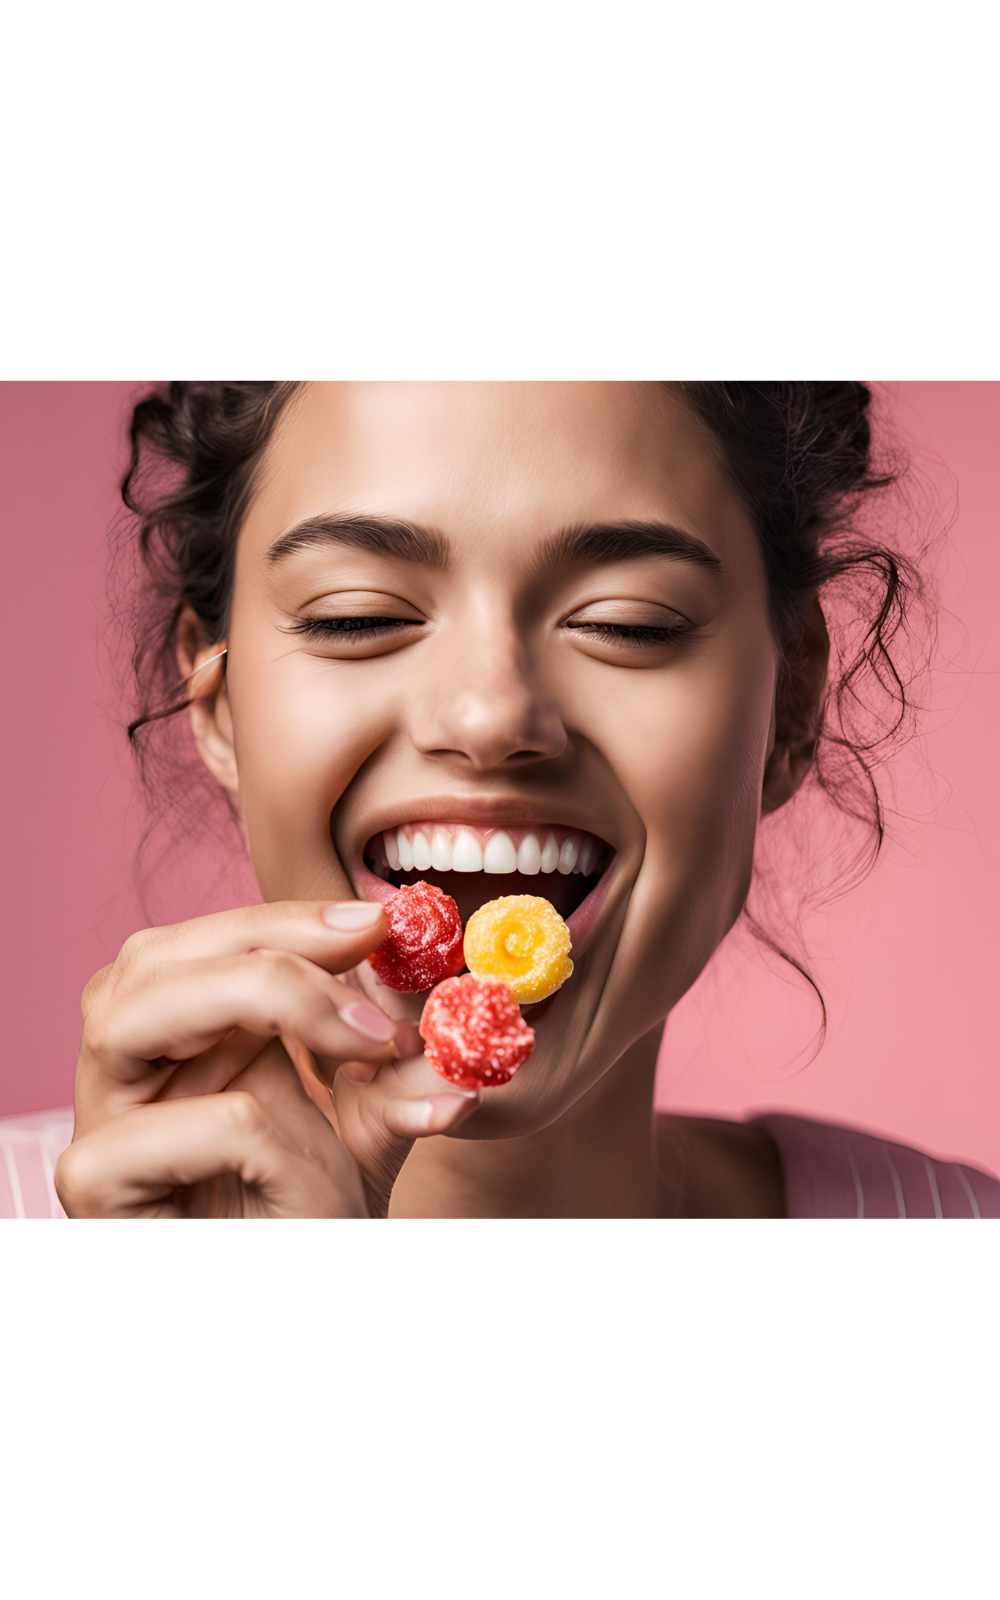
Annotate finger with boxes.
[337,1041,482,1116]
[156,995,404,1107]
[153,1027,270,1103]
[331,1050,482,1214]
[223,1043,369,1201]
[155,1011,398,1108]
[381,1088,482,1138]
[161,1032,347,1141]
[55,1093,366,1218]
[276,1032,356,1124]
[366,1044,474,1103]
[113,900,388,987]
[57,1094,292,1216]
[77,951,399,1118]
[335,1016,424,1086]
[231,1037,342,1134]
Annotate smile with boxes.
[351,811,619,955]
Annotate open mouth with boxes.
[359,821,615,929]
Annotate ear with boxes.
[175,606,240,812]
[761,594,830,817]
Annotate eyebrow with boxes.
[534,520,725,578]
[265,513,450,570]
[264,512,724,579]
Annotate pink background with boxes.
[2,383,997,1176]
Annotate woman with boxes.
[3,381,996,1217]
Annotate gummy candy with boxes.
[419,974,535,1088]
[462,894,573,1004]
[367,880,465,993]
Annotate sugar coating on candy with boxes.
[419,974,535,1088]
[367,880,465,993]
[463,894,574,1004]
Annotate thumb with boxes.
[331,1044,481,1215]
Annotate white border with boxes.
[1,3,997,376]
[2,1224,997,1596]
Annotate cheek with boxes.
[629,626,775,876]
[583,625,777,1046]
[226,654,395,897]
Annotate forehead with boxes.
[241,380,754,563]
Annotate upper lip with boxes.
[346,793,618,863]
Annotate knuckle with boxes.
[119,928,152,965]
[219,1091,264,1139]
[54,1142,102,1213]
[118,924,177,975]
[80,964,114,1021]
[251,950,315,1017]
[252,947,300,981]
[81,1003,121,1062]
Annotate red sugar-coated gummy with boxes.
[419,974,535,1088]
[367,880,465,993]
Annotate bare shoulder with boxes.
[655,1113,787,1218]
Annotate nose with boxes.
[408,627,568,772]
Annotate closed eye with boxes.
[283,615,693,650]
[564,619,693,646]
[284,616,423,643]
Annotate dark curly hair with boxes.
[110,380,937,1051]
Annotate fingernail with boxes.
[321,901,383,930]
[422,1091,480,1129]
[337,1001,397,1041]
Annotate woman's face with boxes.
[215,382,780,1136]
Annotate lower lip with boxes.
[564,860,616,953]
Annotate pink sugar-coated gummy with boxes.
[367,880,465,993]
[419,973,535,1088]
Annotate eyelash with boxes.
[287,617,416,642]
[287,617,692,648]
[564,620,691,646]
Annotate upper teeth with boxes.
[372,823,604,876]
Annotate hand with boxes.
[55,901,479,1217]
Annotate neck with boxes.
[389,1025,665,1218]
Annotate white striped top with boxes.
[0,1109,73,1219]
[751,1112,1000,1218]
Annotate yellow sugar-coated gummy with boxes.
[463,894,574,1004]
